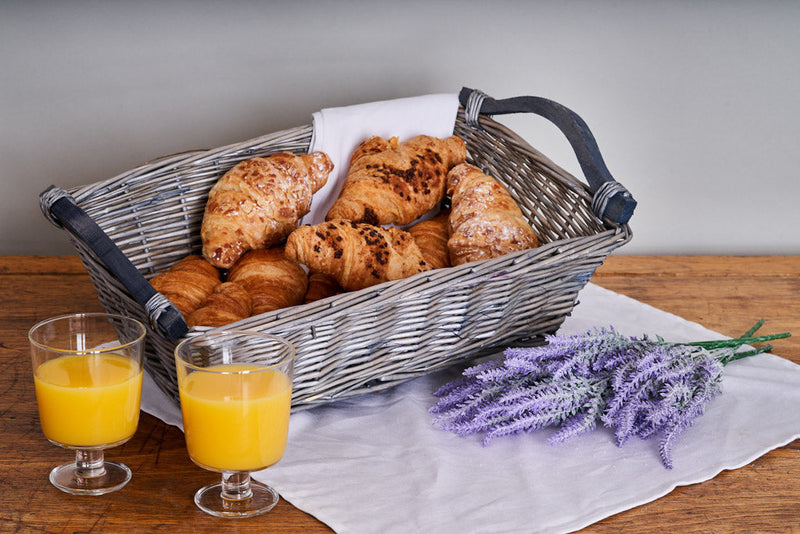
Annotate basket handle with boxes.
[459,87,636,225]
[39,186,190,340]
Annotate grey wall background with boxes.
[2,1,798,256]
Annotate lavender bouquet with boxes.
[430,321,790,468]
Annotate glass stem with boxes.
[75,449,106,479]
[220,471,253,502]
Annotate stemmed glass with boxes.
[28,313,147,495]
[174,331,295,518]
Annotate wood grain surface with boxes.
[1,255,797,532]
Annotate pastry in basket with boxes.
[186,281,253,328]
[201,151,334,269]
[407,211,451,270]
[325,135,466,225]
[149,255,221,317]
[226,247,308,315]
[304,272,344,303]
[285,219,429,291]
[446,163,539,266]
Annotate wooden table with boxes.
[1,255,798,532]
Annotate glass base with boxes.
[50,460,132,496]
[195,479,279,518]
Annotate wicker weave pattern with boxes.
[60,108,631,409]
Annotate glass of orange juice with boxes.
[28,313,146,496]
[175,331,295,518]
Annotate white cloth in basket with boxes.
[302,92,460,225]
[142,282,800,534]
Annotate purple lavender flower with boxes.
[430,323,789,469]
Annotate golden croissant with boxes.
[407,211,451,270]
[285,219,429,291]
[186,281,253,328]
[149,255,221,317]
[304,272,343,303]
[226,247,308,315]
[325,135,466,225]
[201,151,334,269]
[446,163,539,266]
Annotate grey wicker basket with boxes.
[40,88,635,410]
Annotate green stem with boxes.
[687,332,790,349]
[717,345,774,365]
[741,318,765,339]
[676,319,791,365]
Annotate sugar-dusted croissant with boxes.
[407,211,451,270]
[226,247,308,315]
[149,255,221,317]
[304,272,344,303]
[446,163,539,266]
[285,219,429,291]
[186,282,253,328]
[325,135,466,225]
[201,151,334,269]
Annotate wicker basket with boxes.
[40,88,635,410]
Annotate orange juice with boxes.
[179,364,292,472]
[34,353,142,447]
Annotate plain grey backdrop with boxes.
[2,0,798,256]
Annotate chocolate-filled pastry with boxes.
[326,135,466,225]
[285,219,429,291]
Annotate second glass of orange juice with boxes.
[175,331,295,518]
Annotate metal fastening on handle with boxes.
[464,89,489,128]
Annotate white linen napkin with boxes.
[300,92,460,225]
[141,282,800,533]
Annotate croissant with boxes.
[303,272,344,303]
[285,219,429,291]
[186,282,253,328]
[325,135,466,225]
[446,163,539,266]
[201,151,334,269]
[167,254,221,279]
[407,211,451,270]
[226,247,308,315]
[149,255,221,317]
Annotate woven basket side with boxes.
[286,235,622,407]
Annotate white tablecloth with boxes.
[143,282,800,533]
